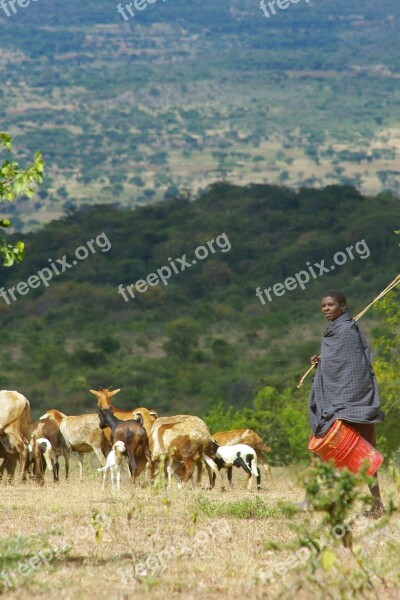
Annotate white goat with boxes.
[214,443,260,491]
[97,441,126,491]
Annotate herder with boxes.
[308,289,385,518]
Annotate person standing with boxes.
[307,289,385,517]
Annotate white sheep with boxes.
[214,443,260,491]
[97,441,126,491]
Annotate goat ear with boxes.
[149,410,158,419]
[89,389,100,397]
[109,389,121,397]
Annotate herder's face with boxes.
[321,296,346,321]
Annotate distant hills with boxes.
[1,0,399,227]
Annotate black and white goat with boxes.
[212,443,260,491]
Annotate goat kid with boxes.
[213,443,260,491]
[98,441,126,491]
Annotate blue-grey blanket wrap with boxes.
[308,313,384,437]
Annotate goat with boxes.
[98,409,153,480]
[90,388,158,479]
[27,438,59,482]
[97,441,126,491]
[0,390,31,481]
[30,418,68,482]
[149,415,220,488]
[213,428,272,483]
[0,443,18,483]
[40,409,110,480]
[213,443,260,491]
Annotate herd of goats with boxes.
[0,388,273,492]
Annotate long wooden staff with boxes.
[296,273,400,389]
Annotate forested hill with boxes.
[0,184,398,438]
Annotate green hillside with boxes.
[0,183,398,460]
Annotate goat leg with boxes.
[227,466,233,487]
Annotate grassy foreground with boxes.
[0,461,399,600]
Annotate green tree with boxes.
[0,132,44,266]
[373,288,400,456]
[371,219,400,456]
[164,318,201,360]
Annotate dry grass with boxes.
[0,460,399,600]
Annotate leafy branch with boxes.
[0,132,44,266]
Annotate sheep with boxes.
[98,409,153,480]
[97,441,126,491]
[212,443,260,491]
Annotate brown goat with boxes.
[98,409,153,480]
[29,419,69,482]
[90,388,158,478]
[150,416,220,487]
[0,443,18,482]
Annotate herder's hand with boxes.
[310,355,320,367]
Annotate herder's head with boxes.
[321,289,346,321]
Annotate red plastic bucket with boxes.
[308,420,383,476]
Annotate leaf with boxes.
[0,133,12,151]
[97,526,103,543]
[321,549,336,571]
[0,133,44,266]
[3,249,14,267]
